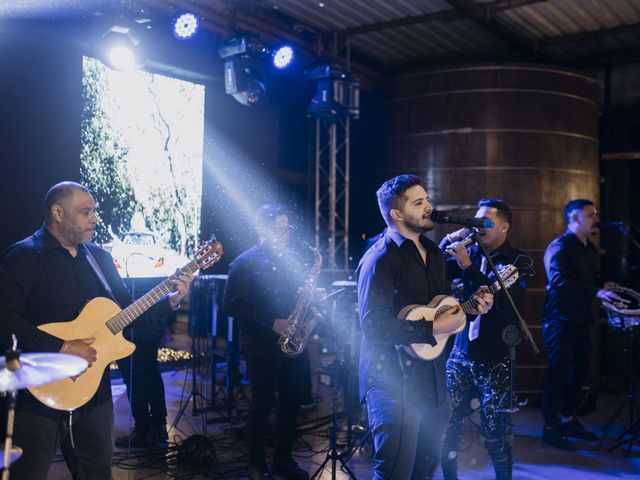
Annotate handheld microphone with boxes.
[441,234,477,255]
[431,210,495,229]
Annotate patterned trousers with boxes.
[441,349,511,480]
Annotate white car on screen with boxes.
[109,229,190,278]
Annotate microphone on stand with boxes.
[431,210,495,229]
[598,221,627,228]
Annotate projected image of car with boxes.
[109,230,190,278]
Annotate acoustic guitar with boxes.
[399,264,520,361]
[28,238,223,411]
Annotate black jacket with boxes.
[445,240,528,361]
[543,231,599,324]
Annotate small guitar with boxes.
[399,264,520,361]
[29,238,224,411]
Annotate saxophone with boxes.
[278,245,323,358]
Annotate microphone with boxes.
[431,210,495,229]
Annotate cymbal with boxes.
[0,353,88,393]
[0,445,22,468]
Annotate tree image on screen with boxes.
[80,56,205,277]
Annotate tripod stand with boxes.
[311,294,358,480]
[171,333,215,434]
[310,356,358,480]
[602,316,640,454]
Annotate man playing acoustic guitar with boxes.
[357,174,494,480]
[0,181,194,479]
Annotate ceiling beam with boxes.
[445,0,541,58]
[339,0,547,36]
[537,21,640,46]
[389,43,640,75]
[564,45,640,68]
[388,47,520,74]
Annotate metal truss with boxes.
[314,116,351,270]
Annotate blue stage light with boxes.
[273,45,294,69]
[173,12,199,39]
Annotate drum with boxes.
[602,286,640,329]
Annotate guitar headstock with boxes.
[194,236,224,270]
[495,264,519,289]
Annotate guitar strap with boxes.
[83,245,117,303]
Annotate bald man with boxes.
[0,181,193,479]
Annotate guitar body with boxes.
[399,295,466,361]
[398,264,521,361]
[28,297,136,411]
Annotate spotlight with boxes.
[107,45,136,71]
[224,59,266,107]
[305,64,360,121]
[218,36,249,58]
[219,34,272,107]
[96,22,144,71]
[173,12,199,39]
[272,45,294,69]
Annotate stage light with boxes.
[224,59,266,107]
[218,36,249,58]
[219,35,272,107]
[173,12,199,39]
[305,64,360,121]
[96,22,143,71]
[107,45,136,71]
[273,45,294,69]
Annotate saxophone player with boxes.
[223,204,313,480]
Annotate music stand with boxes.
[172,276,228,433]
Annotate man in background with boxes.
[223,204,312,480]
[541,198,622,450]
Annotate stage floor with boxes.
[33,365,639,479]
[33,318,640,479]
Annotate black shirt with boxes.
[222,243,308,354]
[0,227,171,415]
[445,240,528,361]
[543,231,599,324]
[357,228,443,406]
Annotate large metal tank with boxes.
[377,64,600,396]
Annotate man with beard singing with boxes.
[357,174,494,479]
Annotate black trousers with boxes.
[10,398,114,480]
[117,340,167,430]
[244,347,308,467]
[541,319,592,425]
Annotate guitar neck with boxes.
[106,259,200,334]
[460,282,502,315]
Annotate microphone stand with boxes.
[469,230,539,480]
[610,222,640,253]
